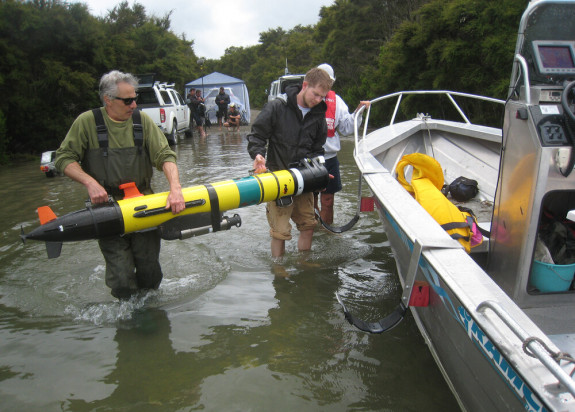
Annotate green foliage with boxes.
[315,0,428,105]
[0,0,201,162]
[0,109,8,164]
[370,0,526,125]
[0,0,528,162]
[370,0,525,98]
[0,0,102,154]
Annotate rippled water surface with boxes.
[0,127,459,411]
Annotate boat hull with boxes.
[374,195,549,411]
[349,0,575,407]
[353,102,573,410]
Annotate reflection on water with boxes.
[0,131,458,411]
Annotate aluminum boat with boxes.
[346,1,575,410]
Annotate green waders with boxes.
[84,109,161,299]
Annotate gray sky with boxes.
[72,0,334,59]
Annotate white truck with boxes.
[137,74,191,145]
[267,74,305,102]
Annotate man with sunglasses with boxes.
[55,70,185,299]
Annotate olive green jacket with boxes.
[56,108,177,195]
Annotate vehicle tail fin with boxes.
[38,206,57,225]
[45,241,62,259]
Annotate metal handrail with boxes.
[477,300,575,397]
[514,54,532,105]
[353,90,505,156]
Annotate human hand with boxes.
[253,154,267,174]
[355,101,371,112]
[321,174,334,192]
[165,187,185,214]
[87,181,109,204]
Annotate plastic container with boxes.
[530,260,575,292]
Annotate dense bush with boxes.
[0,0,525,162]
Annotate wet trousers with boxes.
[98,230,163,299]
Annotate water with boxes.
[0,127,459,411]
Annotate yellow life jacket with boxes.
[396,153,482,253]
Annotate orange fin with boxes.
[119,182,144,199]
[37,206,58,225]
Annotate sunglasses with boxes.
[113,95,138,105]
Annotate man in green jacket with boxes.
[55,70,185,299]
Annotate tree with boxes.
[0,0,528,162]
[367,0,525,126]
[315,0,429,104]
[0,0,201,161]
[373,0,525,98]
[0,0,102,155]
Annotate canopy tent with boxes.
[185,72,251,125]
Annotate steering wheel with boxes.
[559,80,575,177]
[561,80,575,123]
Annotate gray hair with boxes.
[99,70,139,104]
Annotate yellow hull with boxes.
[120,169,297,233]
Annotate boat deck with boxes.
[548,333,575,360]
[462,201,575,355]
[463,203,575,357]
[525,305,575,352]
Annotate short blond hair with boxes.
[304,68,332,91]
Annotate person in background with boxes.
[215,86,230,130]
[54,70,185,299]
[191,89,207,138]
[186,88,195,104]
[315,63,371,225]
[186,88,196,137]
[247,67,332,257]
[224,103,241,132]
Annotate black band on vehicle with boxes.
[253,174,265,204]
[270,171,281,198]
[205,184,221,232]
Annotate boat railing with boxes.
[511,54,532,104]
[353,90,505,154]
[477,300,575,397]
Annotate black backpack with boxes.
[447,176,478,202]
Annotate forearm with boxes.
[63,161,93,186]
[335,99,369,137]
[247,104,274,159]
[311,123,328,157]
[145,113,178,171]
[162,161,182,192]
[162,161,185,214]
[64,162,108,203]
[247,135,267,160]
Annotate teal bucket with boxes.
[530,260,575,292]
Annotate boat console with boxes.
[490,0,575,307]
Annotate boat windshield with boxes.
[516,2,575,87]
